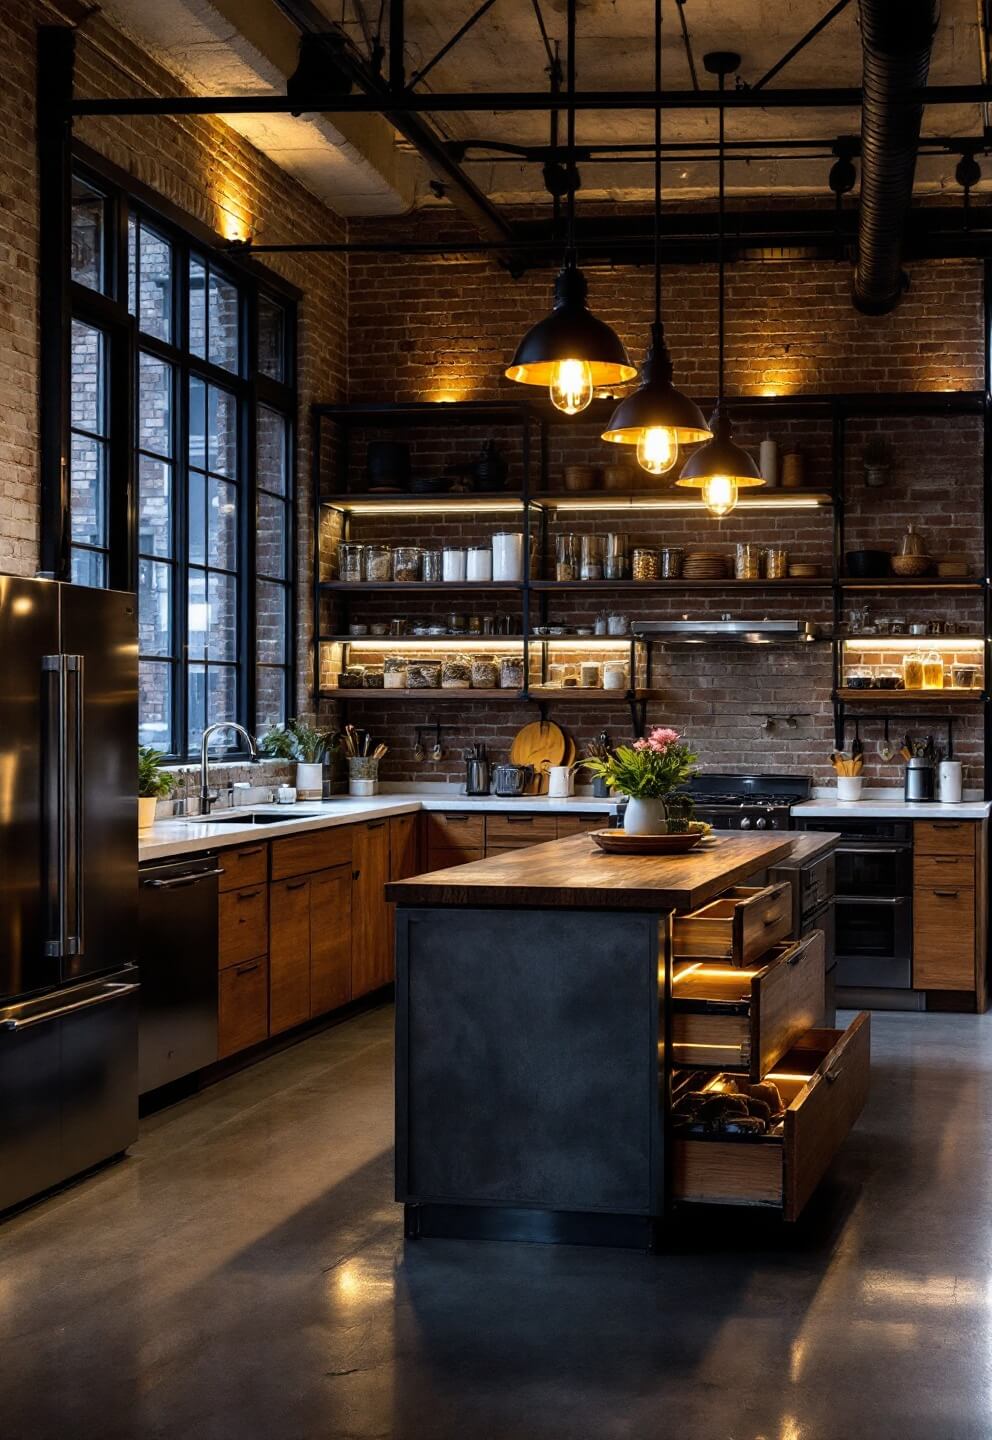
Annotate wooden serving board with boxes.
[510,720,566,793]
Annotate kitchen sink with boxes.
[200,811,323,826]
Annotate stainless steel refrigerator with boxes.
[0,575,139,1214]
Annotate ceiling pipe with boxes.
[853,0,941,313]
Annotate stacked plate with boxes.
[683,549,730,580]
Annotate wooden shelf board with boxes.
[838,577,984,591]
[529,578,830,592]
[319,581,524,592]
[319,492,525,510]
[835,688,986,704]
[529,488,833,509]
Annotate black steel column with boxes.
[389,0,405,93]
[38,26,75,580]
[983,261,992,799]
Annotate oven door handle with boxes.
[834,895,909,906]
[835,844,912,856]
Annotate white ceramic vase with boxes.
[623,797,669,836]
[296,761,323,799]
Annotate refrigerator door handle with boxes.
[42,655,68,960]
[65,655,84,958]
[0,980,139,1032]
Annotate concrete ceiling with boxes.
[96,0,986,218]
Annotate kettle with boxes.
[492,763,534,797]
[904,756,935,803]
[464,757,491,796]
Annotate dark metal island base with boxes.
[387,833,870,1249]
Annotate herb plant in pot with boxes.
[582,728,697,836]
[260,719,333,799]
[138,746,175,830]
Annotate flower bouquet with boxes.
[582,727,698,836]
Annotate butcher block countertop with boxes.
[386,830,796,913]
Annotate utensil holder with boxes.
[836,776,863,801]
[348,757,379,796]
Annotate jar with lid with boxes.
[467,546,492,582]
[604,533,629,581]
[492,532,524,582]
[659,547,684,579]
[633,547,659,581]
[338,542,364,583]
[902,652,924,690]
[607,612,629,636]
[594,612,608,636]
[393,545,421,582]
[364,544,392,582]
[603,660,628,691]
[445,612,467,633]
[362,666,384,688]
[735,543,762,580]
[581,534,604,580]
[555,533,579,581]
[442,547,467,582]
[471,656,499,689]
[580,660,601,688]
[844,666,874,690]
[764,546,789,580]
[406,658,442,688]
[421,548,442,582]
[441,656,472,689]
[499,655,525,690]
[337,666,365,688]
[922,651,944,689]
[951,662,980,690]
[383,656,408,689]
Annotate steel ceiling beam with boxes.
[751,0,854,92]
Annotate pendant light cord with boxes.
[717,69,726,403]
[566,0,576,255]
[653,0,662,327]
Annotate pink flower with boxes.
[646,726,680,753]
[633,738,650,751]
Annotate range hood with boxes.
[631,617,818,646]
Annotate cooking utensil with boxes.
[510,720,566,794]
[878,719,896,763]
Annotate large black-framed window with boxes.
[66,162,297,759]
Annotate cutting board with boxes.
[510,720,566,794]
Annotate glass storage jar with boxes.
[383,656,408,689]
[338,542,364,583]
[735,543,762,580]
[922,652,944,689]
[364,544,392,582]
[499,655,525,690]
[362,666,384,688]
[421,548,442,582]
[951,662,980,690]
[764,546,789,580]
[902,652,924,690]
[555,533,579,582]
[337,667,365,688]
[580,534,604,580]
[604,533,629,581]
[466,546,492,582]
[406,658,442,688]
[632,547,659,581]
[580,661,601,687]
[441,657,472,689]
[442,547,467,582]
[392,546,421,582]
[470,656,499,689]
[659,546,684,578]
[603,660,628,691]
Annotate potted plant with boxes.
[138,746,175,830]
[260,719,333,799]
[582,727,698,836]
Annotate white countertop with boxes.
[792,799,992,820]
[139,792,616,862]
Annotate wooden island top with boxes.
[386,830,797,913]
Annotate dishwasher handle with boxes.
[142,867,225,890]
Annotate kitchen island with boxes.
[387,831,869,1248]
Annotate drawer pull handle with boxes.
[934,890,961,899]
[238,847,264,858]
[367,821,386,830]
[444,815,469,823]
[286,879,307,891]
[825,1063,843,1085]
[763,910,783,926]
[235,961,260,976]
[238,889,262,901]
[933,858,958,865]
[513,817,535,824]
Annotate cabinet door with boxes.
[218,958,269,1058]
[310,865,352,1017]
[914,885,976,990]
[386,813,421,981]
[269,876,312,1034]
[352,820,391,997]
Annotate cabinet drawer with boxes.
[915,821,976,857]
[673,1012,870,1221]
[218,843,267,893]
[914,854,976,888]
[672,929,825,1080]
[673,882,793,967]
[426,845,484,872]
[218,885,268,970]
[426,813,485,849]
[270,827,353,880]
[485,814,557,845]
[556,815,603,838]
[914,885,976,990]
[218,957,269,1058]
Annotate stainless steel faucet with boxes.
[199,722,257,815]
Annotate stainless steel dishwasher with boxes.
[138,853,223,1094]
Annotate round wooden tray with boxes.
[589,829,704,855]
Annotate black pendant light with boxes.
[505,0,636,413]
[601,0,710,472]
[676,52,763,515]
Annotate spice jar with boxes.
[499,655,525,689]
[633,547,659,581]
[764,546,789,580]
[902,652,924,690]
[384,657,408,689]
[406,658,442,688]
[604,533,629,581]
[471,656,499,689]
[421,549,442,582]
[364,544,392,582]
[735,543,762,580]
[581,534,604,580]
[603,660,628,691]
[555,533,579,581]
[781,447,805,488]
[442,547,467,582]
[659,547,684,579]
[393,545,421,582]
[467,546,492,582]
[441,656,472,689]
[362,666,384,688]
[338,542,364,583]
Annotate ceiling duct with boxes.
[853,0,941,314]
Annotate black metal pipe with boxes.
[854,0,941,313]
[389,0,404,92]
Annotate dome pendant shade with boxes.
[601,323,711,447]
[505,260,637,390]
[675,408,764,488]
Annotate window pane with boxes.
[138,559,172,658]
[208,271,240,372]
[138,353,172,459]
[257,295,285,380]
[70,435,107,548]
[70,548,106,589]
[188,377,206,469]
[256,581,286,664]
[256,666,287,732]
[257,407,287,495]
[207,572,238,661]
[208,386,237,477]
[188,470,206,566]
[189,257,206,358]
[187,664,206,752]
[127,213,137,316]
[70,322,106,434]
[208,477,238,569]
[70,179,105,292]
[187,571,207,659]
[208,666,237,732]
[139,661,173,751]
[138,457,172,557]
[257,495,286,580]
[138,225,173,343]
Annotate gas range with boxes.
[688,774,812,832]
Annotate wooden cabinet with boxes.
[218,957,268,1059]
[270,827,352,881]
[352,820,392,998]
[269,876,312,1034]
[485,814,557,848]
[915,821,976,857]
[218,843,267,893]
[912,821,986,999]
[310,865,353,1016]
[556,816,602,838]
[673,882,793,968]
[218,884,268,970]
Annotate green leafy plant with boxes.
[582,727,697,800]
[138,746,176,799]
[259,719,334,765]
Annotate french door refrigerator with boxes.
[0,575,139,1213]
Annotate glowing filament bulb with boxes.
[549,358,593,415]
[636,426,679,476]
[701,474,739,517]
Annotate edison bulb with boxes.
[549,358,593,415]
[701,474,739,517]
[636,425,679,476]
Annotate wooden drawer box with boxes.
[218,843,267,893]
[672,929,825,1080]
[673,1012,871,1221]
[914,853,975,888]
[914,884,976,990]
[915,821,976,857]
[673,882,793,967]
[427,813,485,850]
[426,845,484,872]
[485,814,557,846]
[218,956,269,1058]
[270,827,353,881]
[556,815,603,838]
[218,884,268,970]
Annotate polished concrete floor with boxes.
[1,1004,991,1440]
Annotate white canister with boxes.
[938,760,963,804]
[491,532,524,582]
[547,766,574,799]
[442,547,467,582]
[277,784,297,805]
[466,546,492,582]
[836,776,863,802]
[603,660,628,691]
[295,761,323,799]
[760,435,778,486]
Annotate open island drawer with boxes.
[671,929,825,1080]
[672,1012,871,1221]
[672,881,793,968]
